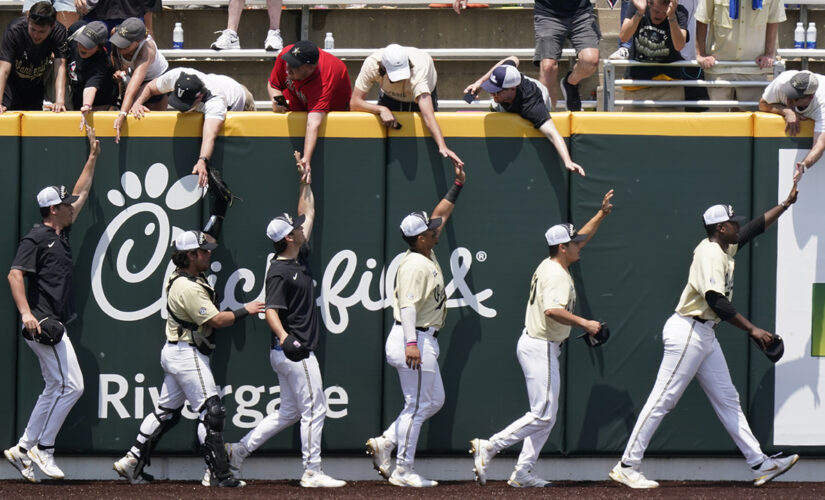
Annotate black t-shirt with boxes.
[69,42,118,109]
[535,0,592,17]
[497,60,551,129]
[625,4,690,80]
[11,224,75,324]
[265,244,320,351]
[87,0,148,21]
[0,16,68,109]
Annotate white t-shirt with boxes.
[155,67,246,121]
[762,70,825,133]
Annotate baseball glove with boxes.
[578,323,610,348]
[761,334,784,363]
[207,167,240,209]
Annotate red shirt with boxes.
[269,45,351,112]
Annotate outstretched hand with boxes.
[601,189,614,215]
[455,163,466,184]
[86,125,101,157]
[294,150,311,184]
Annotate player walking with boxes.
[470,190,614,487]
[4,127,100,482]
[610,183,801,488]
[365,163,466,488]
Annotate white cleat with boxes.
[300,469,346,487]
[753,453,799,486]
[469,438,495,485]
[388,465,438,487]
[201,467,214,487]
[28,446,64,480]
[609,461,659,489]
[507,468,552,487]
[226,442,249,474]
[365,436,394,479]
[4,446,37,483]
[113,452,148,484]
[264,29,283,52]
[211,29,240,50]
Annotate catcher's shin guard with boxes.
[201,395,232,480]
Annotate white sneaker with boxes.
[469,438,495,485]
[609,461,659,489]
[226,442,249,474]
[609,47,630,60]
[201,467,214,487]
[507,468,552,487]
[753,453,799,486]
[28,446,64,480]
[365,435,394,479]
[211,29,240,50]
[388,465,438,487]
[300,469,346,487]
[264,29,283,52]
[4,446,36,483]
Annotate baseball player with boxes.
[113,231,264,487]
[365,163,466,488]
[3,127,100,482]
[610,183,801,488]
[223,153,345,488]
[470,190,614,488]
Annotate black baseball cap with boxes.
[169,73,205,111]
[110,17,146,49]
[69,21,108,49]
[281,40,320,68]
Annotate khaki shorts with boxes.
[621,85,685,112]
[705,72,769,104]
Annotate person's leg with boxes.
[266,0,283,30]
[227,0,246,31]
[297,353,327,473]
[534,14,567,109]
[568,9,601,85]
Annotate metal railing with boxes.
[159,47,572,61]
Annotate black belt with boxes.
[692,316,711,325]
[168,340,195,346]
[394,321,439,338]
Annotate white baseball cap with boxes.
[174,230,217,251]
[37,185,78,208]
[400,211,442,237]
[266,213,306,242]
[481,64,522,93]
[545,223,587,246]
[702,204,746,225]
[382,44,410,82]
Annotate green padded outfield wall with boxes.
[8,111,810,458]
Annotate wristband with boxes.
[232,308,249,321]
[118,111,127,117]
[199,156,210,165]
[780,201,789,209]
[444,182,463,203]
[406,341,417,346]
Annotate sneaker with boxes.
[507,468,552,487]
[226,442,249,474]
[201,467,214,487]
[608,47,629,60]
[28,446,64,480]
[469,438,495,485]
[365,436,394,479]
[609,461,659,489]
[753,453,799,486]
[300,469,346,488]
[211,29,240,50]
[264,29,283,52]
[388,465,438,487]
[4,446,36,483]
[113,452,148,484]
[560,72,582,112]
[217,474,245,487]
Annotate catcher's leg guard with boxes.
[133,405,182,480]
[201,395,232,480]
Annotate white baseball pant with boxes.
[240,349,326,472]
[621,313,767,468]
[383,323,445,468]
[488,330,561,471]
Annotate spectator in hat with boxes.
[0,1,69,113]
[67,20,118,128]
[211,0,284,52]
[132,67,256,187]
[350,44,463,169]
[464,57,585,176]
[759,70,825,182]
[268,40,352,184]
[110,17,168,143]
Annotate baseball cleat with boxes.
[113,452,148,484]
[388,465,438,487]
[753,453,799,486]
[300,469,346,488]
[28,446,64,480]
[365,436,394,479]
[507,468,552,487]
[609,461,659,489]
[226,442,249,474]
[201,467,214,487]
[469,438,495,485]
[4,446,37,483]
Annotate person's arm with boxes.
[131,79,161,118]
[79,87,99,130]
[70,126,101,222]
[417,93,464,168]
[350,87,397,128]
[545,308,601,335]
[52,58,67,112]
[299,111,325,184]
[619,0,645,43]
[206,301,265,329]
[430,163,466,235]
[0,60,12,114]
[668,1,687,51]
[464,56,519,97]
[192,118,223,187]
[576,189,614,248]
[763,181,799,229]
[8,269,39,334]
[796,132,825,181]
[695,21,717,69]
[756,23,779,69]
[453,0,467,13]
[758,96,802,136]
[265,308,288,344]
[705,291,773,349]
[293,150,316,240]
[538,119,585,176]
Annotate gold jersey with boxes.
[164,273,220,343]
[525,258,576,342]
[675,238,738,322]
[393,250,447,329]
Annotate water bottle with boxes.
[807,22,817,49]
[324,32,334,50]
[173,22,184,49]
[795,22,805,49]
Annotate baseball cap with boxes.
[37,185,78,207]
[382,44,410,82]
[281,40,320,68]
[400,211,442,237]
[481,64,522,93]
[69,21,107,49]
[280,333,311,362]
[266,213,307,242]
[545,223,587,246]
[174,230,218,251]
[168,73,205,111]
[702,204,746,225]
[783,71,819,100]
[109,17,146,49]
